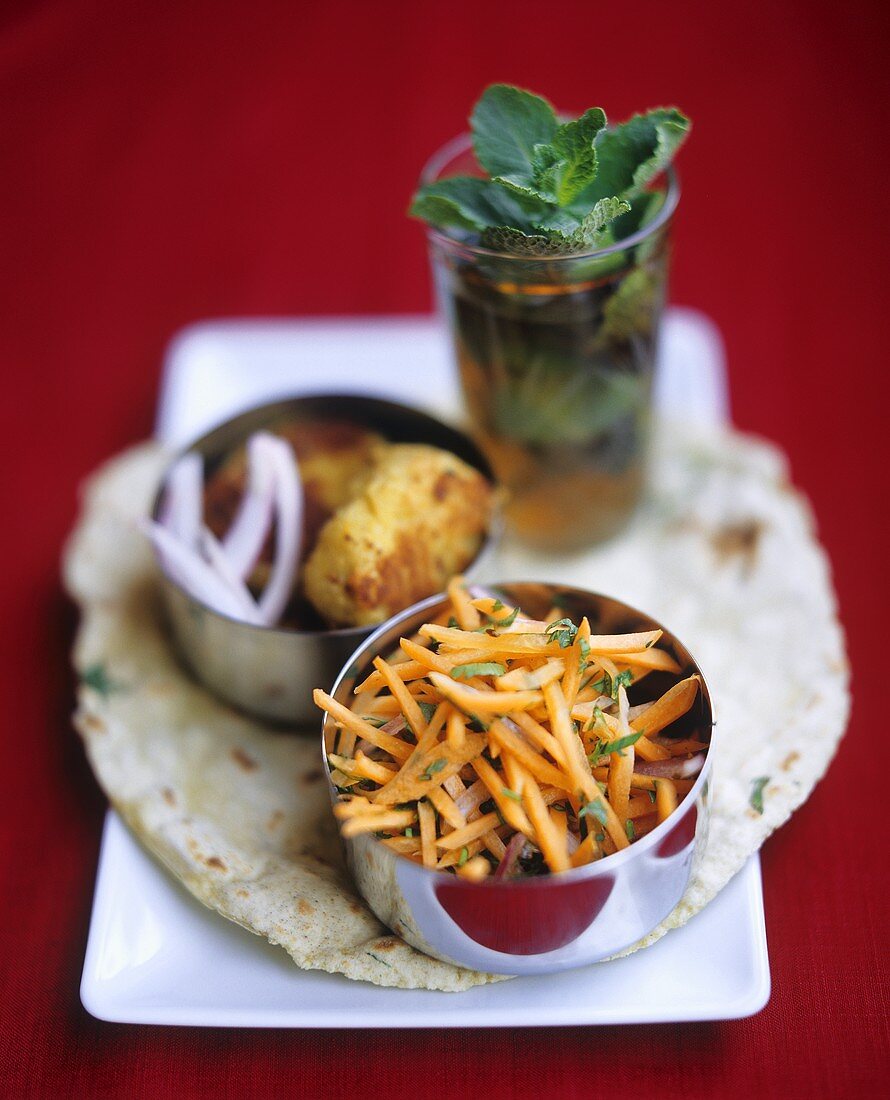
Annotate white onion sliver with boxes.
[159,452,203,547]
[634,753,706,779]
[221,433,277,580]
[142,519,262,622]
[199,527,265,624]
[255,434,303,626]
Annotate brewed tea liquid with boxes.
[442,257,665,551]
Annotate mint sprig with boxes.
[410,84,689,256]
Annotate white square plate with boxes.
[81,310,769,1026]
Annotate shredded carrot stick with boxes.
[448,575,482,630]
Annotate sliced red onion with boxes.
[142,519,263,623]
[159,452,203,546]
[634,752,706,779]
[493,831,526,881]
[246,433,302,626]
[221,433,276,580]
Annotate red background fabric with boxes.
[1,1,888,1095]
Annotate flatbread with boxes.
[63,422,849,987]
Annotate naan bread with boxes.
[63,422,848,987]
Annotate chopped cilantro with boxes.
[491,605,519,628]
[579,799,609,826]
[404,827,414,838]
[591,674,611,695]
[81,663,122,698]
[447,616,460,629]
[546,617,579,648]
[626,820,636,841]
[750,776,769,815]
[417,701,437,724]
[451,661,506,680]
[501,787,522,801]
[420,757,447,782]
[611,669,633,701]
[492,599,504,612]
[597,730,643,757]
[458,846,469,866]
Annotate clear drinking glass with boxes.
[423,134,679,552]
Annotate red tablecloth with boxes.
[1,1,887,1095]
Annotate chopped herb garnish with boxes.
[591,674,611,695]
[648,790,657,803]
[546,617,578,648]
[491,605,519,628]
[750,776,769,815]
[595,833,605,843]
[417,701,437,724]
[501,787,522,801]
[586,705,607,733]
[611,669,633,701]
[492,599,504,612]
[458,846,470,866]
[579,799,609,826]
[360,715,388,728]
[447,616,459,629]
[579,638,590,663]
[420,757,447,782]
[625,820,636,841]
[596,730,643,757]
[81,663,122,698]
[404,827,414,838]
[451,661,507,680]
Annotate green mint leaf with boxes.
[600,267,659,343]
[579,799,609,826]
[471,84,558,188]
[491,348,644,443]
[410,175,547,235]
[570,107,690,213]
[531,107,606,205]
[750,776,769,815]
[451,661,506,680]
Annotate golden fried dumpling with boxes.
[303,444,494,627]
